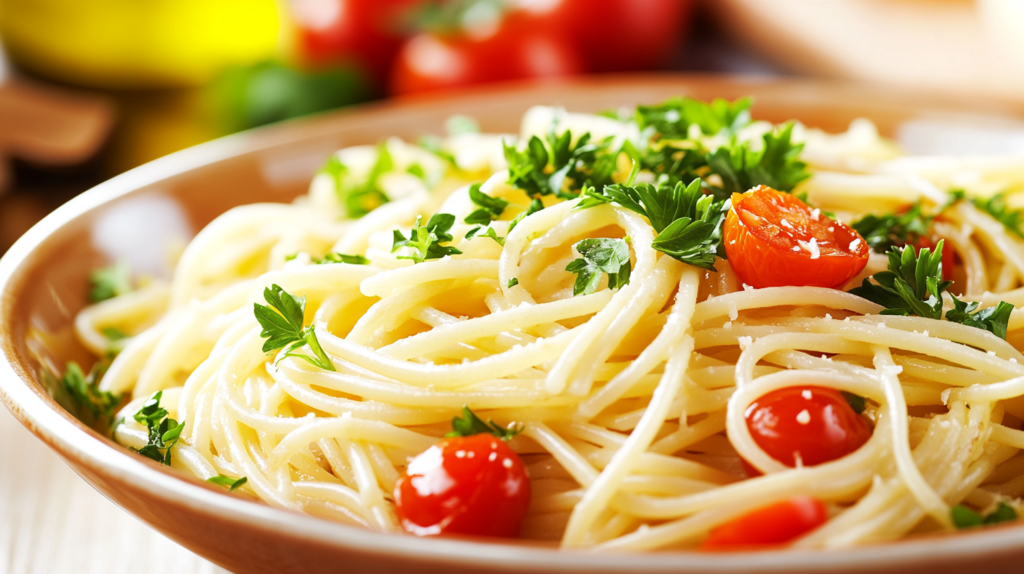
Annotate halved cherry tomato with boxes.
[394,433,530,537]
[745,386,871,469]
[723,186,870,289]
[701,496,828,549]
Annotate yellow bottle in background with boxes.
[0,0,280,88]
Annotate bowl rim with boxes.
[3,74,1024,572]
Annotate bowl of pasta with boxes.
[3,75,1024,574]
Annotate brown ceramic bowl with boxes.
[3,75,1024,574]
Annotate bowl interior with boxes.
[4,75,1024,574]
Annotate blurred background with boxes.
[2,0,1024,256]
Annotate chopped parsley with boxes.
[465,225,504,246]
[89,261,132,302]
[850,243,1013,338]
[969,191,1024,239]
[951,502,1017,529]
[131,390,185,466]
[464,183,508,225]
[635,96,753,138]
[851,201,935,254]
[254,284,335,371]
[208,475,248,491]
[565,238,632,296]
[507,277,519,288]
[319,142,393,218]
[841,391,867,414]
[507,198,544,234]
[850,243,950,320]
[580,179,726,270]
[946,295,1014,340]
[51,361,122,430]
[446,406,521,441]
[704,123,809,199]
[317,252,369,265]
[392,214,463,263]
[504,131,617,198]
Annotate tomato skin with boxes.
[701,496,828,549]
[723,186,870,289]
[745,386,872,468]
[394,434,531,537]
[389,15,584,96]
[290,0,417,84]
[519,0,694,72]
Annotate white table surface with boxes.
[0,404,230,574]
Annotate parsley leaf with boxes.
[952,502,1017,529]
[465,225,504,246]
[580,179,726,270]
[507,198,544,234]
[841,391,867,414]
[464,183,508,225]
[52,361,123,430]
[254,284,335,371]
[705,123,809,200]
[851,202,935,254]
[317,252,369,265]
[849,243,950,319]
[446,406,521,441]
[565,238,632,296]
[392,214,463,263]
[208,475,248,491]
[971,192,1024,239]
[131,390,184,466]
[508,277,519,288]
[504,131,617,198]
[946,295,1013,340]
[417,134,458,166]
[320,142,393,218]
[89,261,132,302]
[636,96,753,138]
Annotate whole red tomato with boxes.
[289,0,418,84]
[518,0,694,72]
[389,12,584,96]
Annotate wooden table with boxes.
[0,405,229,574]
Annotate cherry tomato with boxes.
[519,0,695,72]
[289,0,417,85]
[723,186,870,289]
[394,433,531,537]
[745,386,871,468]
[389,14,584,96]
[701,496,828,549]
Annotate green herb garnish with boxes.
[446,406,521,441]
[131,391,185,466]
[507,198,544,234]
[565,238,632,296]
[507,277,519,288]
[580,179,726,270]
[320,142,393,218]
[946,295,1013,340]
[317,252,369,265]
[851,201,935,254]
[53,361,123,430]
[89,261,132,302]
[849,242,950,319]
[392,214,463,263]
[208,475,248,491]
[254,284,335,371]
[465,225,504,246]
[951,502,1018,529]
[504,131,617,198]
[635,96,753,138]
[705,123,809,199]
[840,391,867,414]
[971,192,1024,239]
[464,183,508,225]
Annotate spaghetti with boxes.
[70,98,1024,550]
